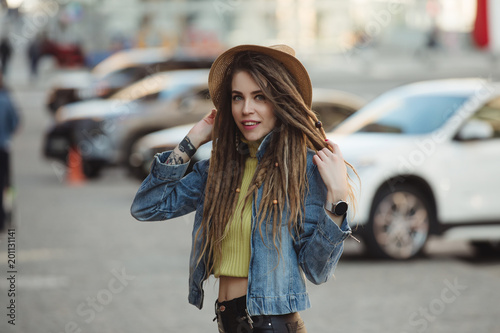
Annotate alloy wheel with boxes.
[372,191,430,259]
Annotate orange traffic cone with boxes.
[66,146,86,186]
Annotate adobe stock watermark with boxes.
[52,266,135,333]
[9,0,72,50]
[407,277,467,332]
[212,0,243,20]
[340,2,403,63]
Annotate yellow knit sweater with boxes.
[213,138,261,278]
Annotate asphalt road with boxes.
[1,51,500,333]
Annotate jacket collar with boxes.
[256,130,274,161]
[238,130,274,161]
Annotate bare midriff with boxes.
[218,276,248,302]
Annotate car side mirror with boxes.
[456,119,494,141]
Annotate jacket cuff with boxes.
[150,151,190,181]
[317,214,352,246]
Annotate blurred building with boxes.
[0,0,488,63]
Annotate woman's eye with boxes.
[232,95,242,101]
[255,94,266,101]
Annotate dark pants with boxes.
[0,53,10,74]
[0,148,9,231]
[215,296,307,333]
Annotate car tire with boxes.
[127,147,150,181]
[471,241,500,257]
[363,184,433,260]
[82,161,102,179]
[129,162,149,181]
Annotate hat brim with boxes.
[208,44,312,110]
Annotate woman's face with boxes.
[231,70,277,142]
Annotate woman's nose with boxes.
[242,100,254,114]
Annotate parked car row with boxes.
[43,48,366,178]
[44,69,213,178]
[42,48,500,260]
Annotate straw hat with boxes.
[208,44,312,110]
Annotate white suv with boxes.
[330,79,500,259]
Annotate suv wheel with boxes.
[364,184,432,259]
[471,241,500,257]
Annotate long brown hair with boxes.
[195,51,358,276]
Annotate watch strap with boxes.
[325,200,335,214]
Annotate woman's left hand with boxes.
[312,139,348,203]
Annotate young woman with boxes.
[131,44,357,333]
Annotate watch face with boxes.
[334,201,348,215]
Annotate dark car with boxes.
[42,40,85,68]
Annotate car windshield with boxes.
[334,94,469,135]
[98,67,144,89]
[109,74,170,101]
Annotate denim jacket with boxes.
[130,132,352,316]
[0,90,20,150]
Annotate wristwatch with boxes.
[325,200,349,216]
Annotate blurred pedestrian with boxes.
[27,33,45,78]
[415,23,441,66]
[426,25,439,49]
[0,36,12,75]
[131,44,358,332]
[0,73,20,231]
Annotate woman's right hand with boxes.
[187,108,217,148]
[165,109,217,166]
